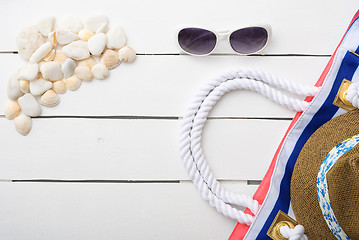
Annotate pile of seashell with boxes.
[5,16,136,136]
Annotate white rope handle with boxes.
[179,68,319,225]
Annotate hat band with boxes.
[317,135,359,240]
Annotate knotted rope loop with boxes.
[279,224,308,240]
[346,82,359,108]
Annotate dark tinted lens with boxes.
[230,27,268,54]
[178,28,217,55]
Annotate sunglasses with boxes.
[177,25,270,56]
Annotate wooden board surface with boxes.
[0,55,328,117]
[0,0,357,54]
[0,181,257,240]
[0,0,358,239]
[0,118,290,180]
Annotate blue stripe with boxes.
[255,47,359,238]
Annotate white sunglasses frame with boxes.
[176,24,271,56]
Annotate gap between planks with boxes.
[0,51,331,57]
[0,115,293,121]
[6,179,261,185]
[137,53,332,57]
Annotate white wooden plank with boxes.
[0,118,290,180]
[0,54,328,117]
[0,0,357,54]
[0,181,257,240]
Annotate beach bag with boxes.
[180,10,359,240]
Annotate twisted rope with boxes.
[346,82,359,108]
[179,68,318,225]
[280,225,308,240]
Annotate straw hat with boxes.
[291,110,359,239]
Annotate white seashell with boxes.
[18,63,39,81]
[29,78,52,96]
[18,93,41,117]
[106,25,127,49]
[66,76,82,91]
[55,29,79,45]
[40,89,60,107]
[62,58,76,78]
[48,31,57,46]
[85,15,109,32]
[100,49,121,70]
[75,66,93,81]
[20,79,30,93]
[35,16,54,36]
[53,49,68,64]
[58,16,83,33]
[38,62,45,69]
[7,74,23,100]
[14,114,32,136]
[40,62,63,81]
[118,46,136,63]
[62,40,90,60]
[78,29,94,41]
[92,64,109,80]
[96,23,108,33]
[78,57,97,69]
[52,81,67,94]
[29,42,52,63]
[4,100,21,120]
[16,26,46,60]
[43,49,56,62]
[88,33,107,56]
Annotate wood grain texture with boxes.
[0,1,357,239]
[0,118,290,180]
[0,181,256,240]
[0,54,328,117]
[0,0,357,54]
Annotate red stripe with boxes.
[229,10,359,240]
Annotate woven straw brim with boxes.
[291,109,359,239]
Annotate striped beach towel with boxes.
[230,9,359,240]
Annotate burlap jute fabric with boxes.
[291,109,359,239]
